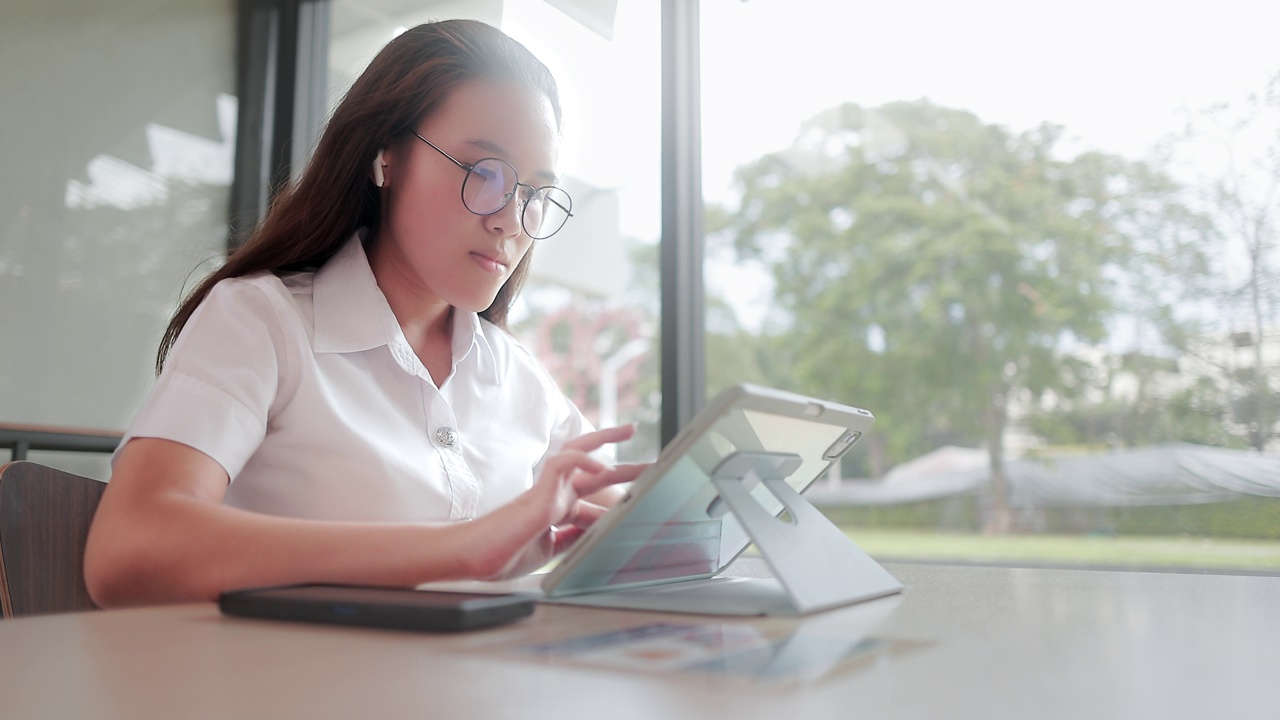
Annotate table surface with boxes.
[2,559,1277,720]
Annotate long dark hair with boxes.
[157,20,562,372]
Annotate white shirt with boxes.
[117,232,595,522]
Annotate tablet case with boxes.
[539,384,902,616]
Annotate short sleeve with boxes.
[116,276,293,481]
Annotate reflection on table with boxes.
[1,559,1277,720]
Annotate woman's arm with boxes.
[84,427,642,607]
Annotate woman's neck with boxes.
[367,236,455,386]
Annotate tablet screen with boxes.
[543,384,874,596]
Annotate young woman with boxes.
[83,20,643,607]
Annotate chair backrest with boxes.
[0,461,106,618]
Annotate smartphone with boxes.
[218,584,536,633]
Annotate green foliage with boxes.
[710,99,1207,482]
[1105,498,1280,539]
[1027,374,1244,449]
[818,497,981,533]
[817,495,1280,540]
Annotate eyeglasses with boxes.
[413,133,573,240]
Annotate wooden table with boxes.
[1,560,1276,719]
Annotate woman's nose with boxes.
[484,196,524,238]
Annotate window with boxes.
[701,0,1280,573]
[0,0,236,477]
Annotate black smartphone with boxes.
[218,584,536,633]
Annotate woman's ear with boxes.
[371,149,388,188]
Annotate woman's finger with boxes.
[538,450,606,487]
[561,424,636,454]
[571,461,650,497]
[565,500,609,528]
[550,525,585,554]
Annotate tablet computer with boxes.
[540,383,878,611]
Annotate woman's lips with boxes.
[469,251,507,274]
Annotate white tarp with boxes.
[809,443,1280,507]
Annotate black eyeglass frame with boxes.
[412,132,573,240]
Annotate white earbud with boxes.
[372,150,387,188]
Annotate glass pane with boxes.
[0,0,236,477]
[327,0,662,463]
[702,0,1280,573]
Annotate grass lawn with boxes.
[839,528,1280,573]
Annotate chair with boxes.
[0,461,106,618]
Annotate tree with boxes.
[710,99,1200,532]
[1025,354,1241,450]
[1160,73,1280,450]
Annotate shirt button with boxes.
[435,427,458,447]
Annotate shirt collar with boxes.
[454,309,500,385]
[312,231,500,385]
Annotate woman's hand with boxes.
[475,425,648,579]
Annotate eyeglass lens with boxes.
[461,158,572,240]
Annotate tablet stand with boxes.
[709,451,903,614]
